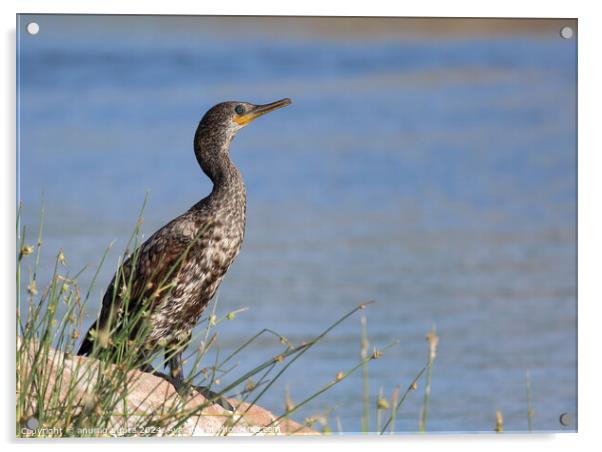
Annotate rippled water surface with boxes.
[18,15,576,432]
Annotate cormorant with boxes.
[78,98,292,409]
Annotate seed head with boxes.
[96,329,111,349]
[27,281,37,296]
[284,393,295,412]
[371,350,383,360]
[426,328,439,360]
[495,410,503,433]
[20,245,34,257]
[376,398,390,410]
[304,417,317,427]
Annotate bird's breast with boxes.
[146,186,246,346]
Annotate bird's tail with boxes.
[77,326,96,356]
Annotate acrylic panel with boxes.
[16,15,577,436]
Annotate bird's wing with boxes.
[95,216,207,332]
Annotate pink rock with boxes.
[17,338,316,436]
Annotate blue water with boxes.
[17,15,576,433]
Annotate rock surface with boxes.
[17,338,316,436]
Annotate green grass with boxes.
[16,200,433,437]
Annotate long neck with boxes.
[193,125,245,201]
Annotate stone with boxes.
[17,338,316,436]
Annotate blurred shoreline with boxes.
[206,17,577,39]
[26,15,577,41]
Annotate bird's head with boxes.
[194,98,292,182]
[197,98,292,142]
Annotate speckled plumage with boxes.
[78,100,291,378]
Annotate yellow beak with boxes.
[234,98,292,126]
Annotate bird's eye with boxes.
[235,105,245,115]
